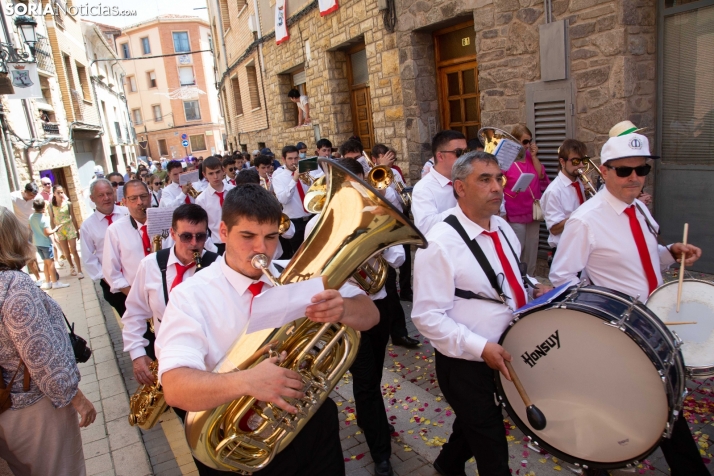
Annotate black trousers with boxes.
[289,217,311,256]
[349,297,392,464]
[385,267,408,340]
[398,243,412,297]
[434,351,510,476]
[278,236,293,260]
[100,279,127,317]
[175,398,344,476]
[659,411,710,475]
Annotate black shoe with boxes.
[392,335,419,348]
[433,459,466,476]
[374,460,393,476]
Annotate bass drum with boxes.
[495,285,685,471]
[647,279,714,378]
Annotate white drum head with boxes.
[500,309,668,464]
[647,279,714,375]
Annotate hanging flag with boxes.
[319,0,339,16]
[275,0,289,45]
[7,63,41,99]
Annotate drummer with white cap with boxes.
[550,132,707,475]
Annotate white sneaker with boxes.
[52,282,70,289]
[40,282,51,290]
[35,279,45,287]
[77,272,84,279]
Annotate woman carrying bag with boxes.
[502,125,550,276]
[0,208,96,475]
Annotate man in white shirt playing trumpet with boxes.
[156,184,379,475]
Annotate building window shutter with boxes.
[179,67,195,86]
[231,77,244,115]
[220,0,231,32]
[246,65,261,109]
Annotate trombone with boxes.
[576,156,603,199]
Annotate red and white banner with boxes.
[275,0,289,45]
[319,0,339,16]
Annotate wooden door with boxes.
[347,45,375,150]
[439,62,480,139]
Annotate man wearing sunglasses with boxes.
[107,172,125,205]
[196,156,234,255]
[540,139,589,257]
[550,133,707,476]
[412,130,467,234]
[122,204,218,390]
[222,156,237,186]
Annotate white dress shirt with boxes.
[193,179,208,192]
[411,167,456,234]
[156,255,365,382]
[80,205,128,280]
[272,167,312,219]
[195,183,234,244]
[224,177,237,187]
[10,191,34,228]
[102,215,158,293]
[541,171,586,248]
[549,187,676,301]
[160,182,193,208]
[411,205,527,361]
[122,247,212,360]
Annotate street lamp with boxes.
[0,15,38,74]
[14,15,37,48]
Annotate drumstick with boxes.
[676,223,688,313]
[665,321,697,326]
[504,361,546,430]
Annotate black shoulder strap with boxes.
[634,202,663,244]
[156,248,171,305]
[444,215,507,303]
[498,226,529,286]
[197,251,218,270]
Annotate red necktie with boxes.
[105,214,113,226]
[447,181,453,186]
[624,206,658,295]
[482,230,526,309]
[140,225,151,256]
[230,179,236,186]
[296,180,308,212]
[571,181,585,205]
[216,191,225,207]
[171,262,195,291]
[247,282,264,314]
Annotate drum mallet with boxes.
[504,360,547,430]
[676,223,688,313]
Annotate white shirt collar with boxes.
[556,170,577,186]
[600,187,633,216]
[430,167,452,188]
[453,204,500,240]
[219,255,276,297]
[204,183,226,196]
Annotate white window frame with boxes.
[183,100,201,121]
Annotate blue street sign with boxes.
[181,133,188,140]
[182,140,189,147]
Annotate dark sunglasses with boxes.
[153,182,161,186]
[111,181,125,187]
[440,148,471,158]
[605,164,652,178]
[227,167,236,172]
[177,232,208,243]
[566,157,588,166]
[522,139,532,146]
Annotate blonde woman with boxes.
[49,185,83,279]
[0,207,96,475]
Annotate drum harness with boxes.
[444,215,531,309]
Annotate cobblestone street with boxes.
[17,259,711,476]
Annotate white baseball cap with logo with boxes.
[600,133,659,166]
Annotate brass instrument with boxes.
[194,250,202,270]
[576,157,603,199]
[367,164,393,190]
[303,176,327,214]
[394,180,412,208]
[128,361,167,430]
[352,255,389,295]
[297,157,319,186]
[279,213,291,234]
[186,183,202,198]
[477,127,526,164]
[184,159,428,473]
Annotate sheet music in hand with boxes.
[179,170,199,186]
[147,207,176,237]
[494,139,522,171]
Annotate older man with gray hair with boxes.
[80,178,128,314]
[412,151,549,476]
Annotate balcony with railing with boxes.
[34,35,54,75]
[42,122,60,135]
[70,89,100,126]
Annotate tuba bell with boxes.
[184,159,428,473]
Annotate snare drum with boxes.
[495,285,685,470]
[647,279,714,378]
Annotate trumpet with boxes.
[186,183,202,198]
[279,213,291,234]
[298,171,314,186]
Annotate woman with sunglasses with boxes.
[49,185,84,279]
[501,125,550,276]
[148,174,163,208]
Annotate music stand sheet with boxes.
[179,170,199,186]
[147,207,176,237]
[248,278,326,334]
[494,139,522,171]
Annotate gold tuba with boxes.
[184,159,427,473]
[303,175,327,214]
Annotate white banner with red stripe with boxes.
[275,0,289,45]
[319,0,339,16]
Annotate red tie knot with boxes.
[105,214,113,226]
[248,282,264,297]
[171,261,196,291]
[216,191,225,206]
[446,181,453,186]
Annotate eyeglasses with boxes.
[439,148,470,158]
[125,193,150,202]
[111,181,125,187]
[41,182,51,186]
[522,139,532,146]
[227,167,236,172]
[177,232,208,243]
[153,182,161,186]
[605,164,652,178]
[566,157,588,166]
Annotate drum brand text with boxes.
[521,330,560,368]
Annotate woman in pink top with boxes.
[502,125,550,276]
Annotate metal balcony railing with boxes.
[34,35,54,74]
[70,89,100,125]
[42,122,60,135]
